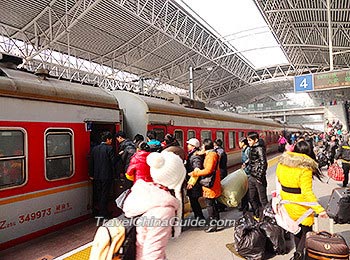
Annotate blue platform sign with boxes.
[294,74,314,92]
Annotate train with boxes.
[0,54,302,250]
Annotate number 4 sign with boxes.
[294,74,314,92]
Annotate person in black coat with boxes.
[116,131,136,190]
[247,132,268,219]
[89,131,116,219]
[185,138,205,220]
[335,134,350,187]
[116,131,136,176]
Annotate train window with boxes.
[0,129,26,189]
[229,131,236,149]
[238,131,245,140]
[45,129,74,181]
[152,128,165,142]
[187,130,195,140]
[174,130,184,147]
[216,131,224,144]
[268,132,272,143]
[200,130,211,142]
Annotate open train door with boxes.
[87,122,118,150]
[86,121,121,217]
[148,124,167,142]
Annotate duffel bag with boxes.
[305,231,349,259]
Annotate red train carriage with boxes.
[111,90,285,167]
[0,56,120,250]
[0,54,300,250]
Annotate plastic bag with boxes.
[218,169,248,207]
[233,214,266,260]
[260,203,287,255]
[327,162,344,181]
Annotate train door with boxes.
[148,125,167,142]
[87,122,119,216]
[88,122,117,150]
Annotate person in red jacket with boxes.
[126,141,152,183]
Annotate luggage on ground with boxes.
[233,214,266,260]
[218,168,248,207]
[89,215,137,260]
[260,203,287,255]
[326,188,350,224]
[305,217,349,260]
[327,162,344,182]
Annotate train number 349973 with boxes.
[18,208,52,224]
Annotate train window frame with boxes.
[215,131,224,144]
[238,131,245,141]
[187,130,196,140]
[174,130,184,147]
[200,130,211,142]
[0,127,28,190]
[228,131,236,149]
[44,128,75,181]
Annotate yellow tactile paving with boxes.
[63,246,91,260]
[55,243,92,260]
[267,155,281,167]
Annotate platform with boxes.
[1,154,349,260]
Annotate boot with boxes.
[204,217,218,233]
[204,224,217,233]
[289,251,303,260]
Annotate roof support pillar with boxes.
[327,0,334,71]
[189,66,194,99]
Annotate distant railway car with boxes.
[111,90,286,167]
[0,57,120,249]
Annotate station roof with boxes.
[0,0,349,106]
[253,0,350,105]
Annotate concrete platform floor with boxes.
[165,161,350,260]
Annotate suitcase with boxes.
[305,217,349,260]
[326,188,350,224]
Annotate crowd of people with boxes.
[88,127,349,260]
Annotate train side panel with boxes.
[0,97,120,249]
[112,90,284,168]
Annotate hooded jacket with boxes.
[276,151,325,226]
[123,180,180,260]
[126,150,152,183]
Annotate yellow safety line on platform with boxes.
[54,242,92,260]
[267,155,281,167]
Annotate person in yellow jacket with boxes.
[189,139,222,233]
[276,140,328,260]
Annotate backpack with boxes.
[89,216,137,260]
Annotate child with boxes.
[122,151,186,259]
[126,141,152,183]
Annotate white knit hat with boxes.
[186,138,200,148]
[147,151,186,191]
[146,151,186,238]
